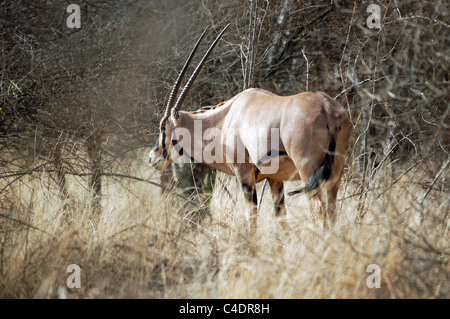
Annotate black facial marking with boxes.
[160,130,168,159]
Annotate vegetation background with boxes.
[0,0,448,298]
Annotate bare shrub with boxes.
[0,0,448,299]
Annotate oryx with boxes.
[149,26,351,236]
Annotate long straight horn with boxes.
[172,24,229,118]
[163,26,210,121]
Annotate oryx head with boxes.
[149,25,228,171]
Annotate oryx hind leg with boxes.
[325,172,343,226]
[292,158,329,230]
[311,180,340,230]
[326,184,338,226]
[314,191,328,229]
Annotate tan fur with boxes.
[150,88,351,236]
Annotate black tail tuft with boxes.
[288,139,336,196]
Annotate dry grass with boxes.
[0,151,448,299]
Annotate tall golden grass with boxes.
[0,150,448,298]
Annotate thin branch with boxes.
[419,155,449,204]
[0,213,54,238]
[301,49,309,91]
[0,165,201,208]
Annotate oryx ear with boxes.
[170,108,182,126]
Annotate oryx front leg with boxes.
[241,183,258,238]
[268,179,287,232]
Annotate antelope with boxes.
[149,26,351,236]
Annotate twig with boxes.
[338,150,441,202]
[386,15,450,28]
[0,213,54,238]
[0,161,57,194]
[419,155,449,204]
[301,49,309,91]
[1,165,201,208]
[257,179,267,211]
[214,172,236,205]
[75,171,201,208]
[244,0,257,89]
[334,78,373,99]
[338,1,356,115]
